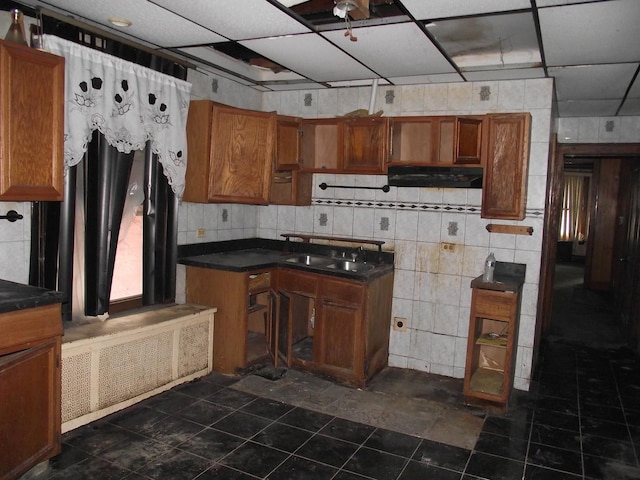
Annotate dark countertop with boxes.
[0,279,65,314]
[178,239,395,281]
[470,261,526,292]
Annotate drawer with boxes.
[473,289,518,321]
[248,271,271,292]
[278,270,318,296]
[321,278,364,305]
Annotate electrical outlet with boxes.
[196,228,206,238]
[393,317,408,332]
[441,242,456,252]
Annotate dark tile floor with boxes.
[36,263,640,480]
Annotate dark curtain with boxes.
[83,132,135,316]
[30,14,188,320]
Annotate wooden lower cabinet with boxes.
[463,287,521,410]
[278,270,394,387]
[185,264,394,386]
[186,266,275,374]
[0,303,62,480]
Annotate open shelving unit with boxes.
[463,284,522,410]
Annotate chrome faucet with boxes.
[343,246,366,263]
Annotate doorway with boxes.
[549,158,620,345]
[539,142,640,354]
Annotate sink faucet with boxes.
[343,246,366,263]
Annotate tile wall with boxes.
[558,116,640,143]
[251,78,554,391]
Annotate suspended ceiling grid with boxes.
[7,0,640,117]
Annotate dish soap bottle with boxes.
[483,252,495,282]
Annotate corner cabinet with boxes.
[481,113,531,220]
[0,40,64,201]
[184,101,276,204]
[0,303,62,480]
[463,284,522,410]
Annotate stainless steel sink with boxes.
[327,260,375,273]
[285,254,333,266]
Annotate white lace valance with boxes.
[41,35,192,198]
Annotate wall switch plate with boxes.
[196,228,206,238]
[393,317,408,332]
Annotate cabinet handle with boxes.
[389,122,394,158]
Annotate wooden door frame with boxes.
[537,141,640,356]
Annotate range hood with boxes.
[387,166,483,188]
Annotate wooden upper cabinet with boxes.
[481,113,532,220]
[275,115,301,170]
[300,118,343,172]
[0,40,64,201]
[388,116,481,166]
[343,117,389,173]
[184,101,276,204]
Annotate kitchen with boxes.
[1,1,639,479]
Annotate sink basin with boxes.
[285,254,333,267]
[327,260,375,274]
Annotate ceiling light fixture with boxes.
[108,17,132,28]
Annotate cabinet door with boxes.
[183,100,213,202]
[343,117,388,173]
[0,41,64,201]
[0,338,61,480]
[481,113,531,220]
[454,117,482,165]
[317,299,361,376]
[275,116,301,170]
[210,105,276,204]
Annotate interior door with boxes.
[584,158,621,290]
[614,161,640,350]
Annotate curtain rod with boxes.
[38,7,196,70]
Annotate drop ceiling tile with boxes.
[464,68,545,81]
[549,64,638,101]
[321,23,454,77]
[400,0,531,20]
[539,0,640,66]
[557,100,622,117]
[34,0,227,47]
[152,0,310,41]
[618,99,640,115]
[426,12,540,71]
[241,34,378,82]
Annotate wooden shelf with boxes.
[469,367,505,396]
[476,333,508,348]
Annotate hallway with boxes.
[35,263,640,480]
